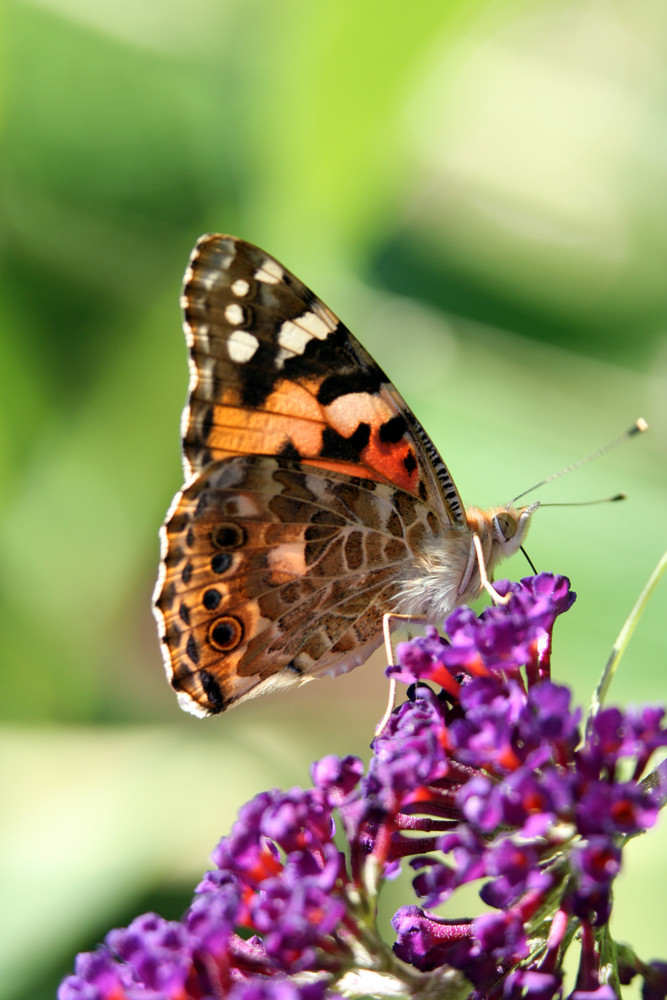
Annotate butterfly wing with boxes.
[154,235,469,715]
[154,455,444,715]
[180,234,466,521]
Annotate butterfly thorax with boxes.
[394,502,537,620]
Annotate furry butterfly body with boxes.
[153,235,535,715]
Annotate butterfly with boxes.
[153,235,537,716]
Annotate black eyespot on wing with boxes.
[203,588,222,610]
[211,553,232,574]
[211,523,246,549]
[208,616,244,651]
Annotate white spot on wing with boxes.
[227,329,259,363]
[274,347,292,369]
[277,319,313,356]
[225,303,245,326]
[313,300,339,329]
[298,309,334,340]
[274,309,336,369]
[231,278,250,297]
[254,257,283,284]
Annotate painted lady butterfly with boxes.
[153,235,537,716]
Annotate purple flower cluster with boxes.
[383,577,667,991]
[60,575,667,1000]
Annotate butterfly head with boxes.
[465,500,539,586]
[492,501,540,559]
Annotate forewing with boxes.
[180,234,466,525]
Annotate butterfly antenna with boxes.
[539,493,626,507]
[509,418,648,505]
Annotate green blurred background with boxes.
[2,1,666,997]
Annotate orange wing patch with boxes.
[323,393,420,494]
[205,380,327,460]
[200,374,422,495]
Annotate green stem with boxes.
[587,550,667,726]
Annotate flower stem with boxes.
[588,550,667,724]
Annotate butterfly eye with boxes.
[494,512,517,542]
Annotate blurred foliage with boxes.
[1,1,665,998]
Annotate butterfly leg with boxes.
[472,534,511,605]
[375,612,429,736]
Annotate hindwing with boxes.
[154,455,443,714]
